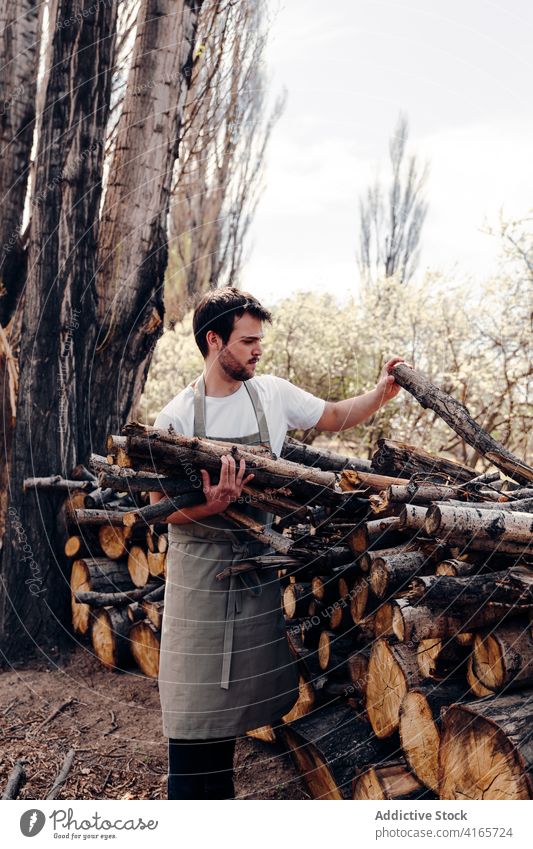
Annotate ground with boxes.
[0,647,309,800]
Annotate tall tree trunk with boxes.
[0,0,41,325]
[89,0,204,452]
[0,0,117,663]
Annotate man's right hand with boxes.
[199,454,255,515]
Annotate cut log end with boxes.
[439,704,533,799]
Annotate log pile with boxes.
[25,365,533,798]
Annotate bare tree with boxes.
[357,113,429,287]
[0,0,42,326]
[165,0,285,321]
[0,0,117,660]
[88,0,204,451]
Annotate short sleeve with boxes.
[153,409,185,434]
[273,377,326,430]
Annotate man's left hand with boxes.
[375,356,413,404]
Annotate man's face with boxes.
[213,312,264,381]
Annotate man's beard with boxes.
[218,346,256,381]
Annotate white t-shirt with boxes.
[153,374,326,456]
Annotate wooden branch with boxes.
[23,476,94,492]
[281,435,372,472]
[425,503,533,545]
[407,567,533,608]
[2,760,27,800]
[371,438,477,482]
[74,583,163,608]
[46,749,76,799]
[392,363,533,485]
[122,492,205,526]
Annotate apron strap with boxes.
[242,379,271,446]
[192,372,272,447]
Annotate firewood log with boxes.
[281,675,316,723]
[348,516,404,554]
[398,504,428,530]
[415,638,468,679]
[147,550,166,579]
[399,682,473,792]
[84,487,117,509]
[371,437,476,483]
[98,524,136,559]
[70,462,98,482]
[425,503,533,545]
[310,574,335,604]
[129,619,160,678]
[352,759,435,800]
[336,564,361,597]
[441,497,533,513]
[448,536,533,557]
[466,656,493,697]
[372,483,470,515]
[141,599,164,630]
[317,630,358,675]
[122,492,205,526]
[70,558,134,634]
[329,601,355,632]
[369,551,431,599]
[439,692,533,798]
[281,435,372,472]
[127,545,150,587]
[366,639,423,738]
[358,543,413,573]
[74,583,162,608]
[64,530,101,559]
[23,475,94,492]
[280,703,395,799]
[391,597,521,643]
[91,606,132,670]
[283,583,312,618]
[340,470,410,493]
[373,602,394,637]
[346,646,371,698]
[472,621,533,691]
[69,507,128,527]
[407,568,533,609]
[435,558,485,577]
[350,576,371,624]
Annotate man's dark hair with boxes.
[192,287,272,357]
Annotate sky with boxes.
[243,0,533,304]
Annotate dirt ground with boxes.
[0,646,309,800]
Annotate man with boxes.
[150,287,408,800]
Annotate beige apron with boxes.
[158,374,300,739]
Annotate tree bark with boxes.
[0,0,117,661]
[89,0,204,451]
[281,435,372,472]
[0,0,41,324]
[371,438,476,483]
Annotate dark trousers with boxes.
[167,735,237,800]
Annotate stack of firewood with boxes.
[24,365,533,798]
